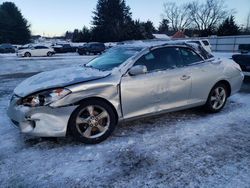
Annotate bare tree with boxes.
[163,2,191,31]
[187,0,231,33]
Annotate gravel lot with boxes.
[0,53,249,188]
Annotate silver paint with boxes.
[7,42,244,137]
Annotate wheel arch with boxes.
[24,51,31,56]
[215,80,231,97]
[207,80,232,102]
[66,96,119,136]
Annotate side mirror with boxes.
[129,65,147,76]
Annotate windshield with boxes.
[86,46,143,71]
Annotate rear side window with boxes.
[179,48,203,65]
[134,47,183,72]
[202,40,210,46]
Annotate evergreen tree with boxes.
[130,20,144,40]
[70,27,92,42]
[72,29,80,42]
[129,20,155,40]
[65,31,73,40]
[158,19,169,34]
[0,2,31,44]
[92,0,134,42]
[217,16,240,36]
[140,21,155,39]
[81,26,91,42]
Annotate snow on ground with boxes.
[0,52,250,187]
[0,53,95,75]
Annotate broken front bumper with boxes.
[7,95,77,137]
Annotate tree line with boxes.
[66,0,157,42]
[0,0,250,44]
[66,0,250,42]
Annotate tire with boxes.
[47,52,53,57]
[68,99,117,144]
[205,83,228,113]
[24,52,31,57]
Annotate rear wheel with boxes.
[68,99,117,144]
[205,83,228,113]
[24,52,31,57]
[47,52,53,57]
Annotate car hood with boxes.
[14,66,110,97]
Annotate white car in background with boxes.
[186,39,212,54]
[17,45,55,57]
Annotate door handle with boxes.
[180,75,191,80]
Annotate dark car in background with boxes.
[52,44,77,53]
[238,44,250,54]
[232,53,250,77]
[77,42,105,55]
[0,43,16,53]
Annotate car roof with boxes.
[34,45,48,47]
[117,40,213,59]
[87,42,104,45]
[117,40,196,49]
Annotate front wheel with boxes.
[24,52,31,57]
[68,100,117,144]
[205,83,228,113]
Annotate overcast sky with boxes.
[1,0,250,36]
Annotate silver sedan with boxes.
[7,41,244,144]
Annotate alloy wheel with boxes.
[210,86,227,110]
[75,105,110,139]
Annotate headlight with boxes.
[22,88,71,107]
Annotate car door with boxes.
[41,46,49,56]
[178,47,220,104]
[32,46,41,56]
[120,47,192,119]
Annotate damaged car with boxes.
[7,41,244,144]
